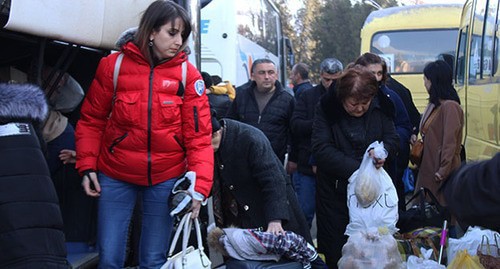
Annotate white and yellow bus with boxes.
[360,4,462,112]
[454,0,500,161]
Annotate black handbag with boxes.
[397,187,450,233]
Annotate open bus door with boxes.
[0,0,161,267]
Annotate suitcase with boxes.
[225,259,302,269]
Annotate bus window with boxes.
[371,29,458,74]
[262,0,279,55]
[236,0,277,55]
[470,0,487,81]
[361,4,462,111]
[495,4,500,79]
[483,0,498,78]
[456,27,468,85]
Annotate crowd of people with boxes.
[1,0,498,268]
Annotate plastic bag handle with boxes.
[481,235,491,255]
[496,233,500,255]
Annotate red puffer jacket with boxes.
[75,42,213,197]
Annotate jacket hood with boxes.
[115,27,191,55]
[0,83,48,124]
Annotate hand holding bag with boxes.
[161,212,211,269]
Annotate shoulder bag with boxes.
[410,106,441,166]
[160,212,211,269]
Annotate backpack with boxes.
[112,52,187,106]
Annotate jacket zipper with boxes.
[173,134,186,151]
[108,132,129,153]
[147,66,154,186]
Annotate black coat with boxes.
[214,119,312,243]
[386,75,421,134]
[311,87,399,267]
[0,83,69,268]
[226,81,295,163]
[442,153,500,231]
[290,83,329,175]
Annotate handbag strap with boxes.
[180,212,208,267]
[406,187,443,209]
[421,106,441,138]
[167,213,190,257]
[181,213,206,252]
[112,52,124,106]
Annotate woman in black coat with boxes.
[0,83,69,268]
[311,67,399,268]
[211,118,312,244]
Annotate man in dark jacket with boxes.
[226,58,295,164]
[0,83,69,268]
[210,117,311,245]
[442,153,500,231]
[290,62,313,98]
[289,58,343,227]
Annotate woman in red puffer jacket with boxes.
[75,1,213,268]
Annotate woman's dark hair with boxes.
[336,65,378,103]
[423,60,461,106]
[135,0,192,62]
[354,52,388,83]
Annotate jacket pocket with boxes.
[112,92,141,127]
[158,93,183,126]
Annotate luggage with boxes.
[225,259,302,269]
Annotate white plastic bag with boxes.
[406,248,446,269]
[345,141,399,236]
[447,226,500,265]
[338,228,405,269]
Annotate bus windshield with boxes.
[371,29,458,74]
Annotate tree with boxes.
[273,0,399,83]
[292,0,321,64]
[309,0,358,80]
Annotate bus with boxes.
[454,0,500,161]
[360,4,462,112]
[199,0,294,88]
[1,0,293,267]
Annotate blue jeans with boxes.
[292,171,316,227]
[97,173,175,269]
